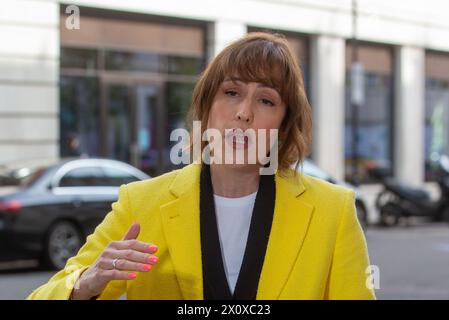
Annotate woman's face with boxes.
[207,77,287,169]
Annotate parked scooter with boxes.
[368,155,449,227]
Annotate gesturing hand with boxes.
[71,222,158,300]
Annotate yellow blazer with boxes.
[28,163,376,300]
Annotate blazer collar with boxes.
[159,163,314,300]
[168,163,307,198]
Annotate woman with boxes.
[28,32,376,300]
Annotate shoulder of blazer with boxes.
[300,173,354,198]
[277,167,354,201]
[299,173,356,223]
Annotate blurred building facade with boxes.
[1,0,449,197]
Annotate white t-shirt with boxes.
[213,191,257,295]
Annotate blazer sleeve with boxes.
[325,189,377,300]
[27,185,133,300]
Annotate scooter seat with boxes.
[385,180,431,202]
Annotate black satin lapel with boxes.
[200,164,276,300]
[200,164,232,300]
[232,173,276,300]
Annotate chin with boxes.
[215,162,260,172]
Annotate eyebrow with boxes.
[222,78,276,90]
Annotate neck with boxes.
[209,164,260,198]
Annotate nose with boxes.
[236,112,250,123]
[235,98,253,124]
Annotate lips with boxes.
[225,128,252,150]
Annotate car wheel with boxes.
[42,221,82,270]
[355,201,368,230]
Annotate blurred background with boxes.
[0,0,449,299]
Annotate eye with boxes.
[261,98,274,106]
[225,90,238,97]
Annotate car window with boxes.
[101,167,141,186]
[58,166,106,187]
[22,167,47,188]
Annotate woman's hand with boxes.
[71,222,158,300]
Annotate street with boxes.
[365,222,449,299]
[0,268,53,300]
[1,222,448,300]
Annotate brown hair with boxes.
[187,31,312,174]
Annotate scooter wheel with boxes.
[443,207,449,224]
[380,202,400,227]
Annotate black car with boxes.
[0,158,150,270]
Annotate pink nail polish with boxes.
[148,245,158,253]
[128,273,137,279]
[148,256,158,264]
[143,264,152,271]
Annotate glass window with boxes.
[164,82,195,171]
[101,167,141,186]
[107,85,131,163]
[166,82,194,131]
[167,56,204,75]
[104,50,161,73]
[345,43,394,183]
[134,85,159,176]
[59,8,206,175]
[425,52,449,181]
[60,76,100,158]
[61,47,98,70]
[59,167,105,187]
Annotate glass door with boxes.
[134,84,164,176]
[102,81,164,176]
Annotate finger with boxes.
[110,249,158,265]
[99,269,139,282]
[100,258,153,272]
[122,222,140,241]
[113,239,158,254]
